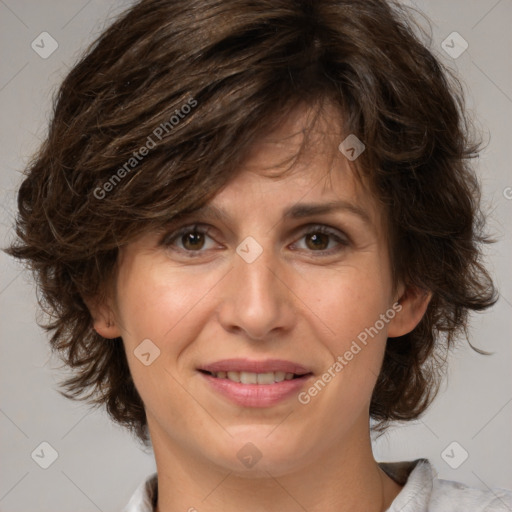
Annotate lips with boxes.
[198,359,312,385]
[197,359,314,407]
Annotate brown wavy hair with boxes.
[5,0,497,447]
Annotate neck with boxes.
[150,416,402,512]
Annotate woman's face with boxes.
[103,107,413,476]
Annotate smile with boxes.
[201,370,301,384]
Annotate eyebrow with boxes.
[177,200,372,226]
[282,200,371,225]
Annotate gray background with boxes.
[0,0,511,510]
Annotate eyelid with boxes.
[159,221,351,256]
[159,223,214,246]
[290,223,351,251]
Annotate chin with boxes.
[207,430,312,478]
[218,452,304,479]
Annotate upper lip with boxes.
[199,359,312,375]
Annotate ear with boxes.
[83,296,122,339]
[387,284,432,338]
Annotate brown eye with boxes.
[160,224,217,255]
[304,232,330,251]
[292,225,350,255]
[181,231,206,251]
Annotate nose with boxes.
[216,243,295,341]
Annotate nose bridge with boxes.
[236,242,277,300]
[236,238,281,308]
[218,236,293,339]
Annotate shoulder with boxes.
[382,459,512,512]
[431,476,512,511]
[122,472,158,512]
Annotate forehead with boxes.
[209,103,383,230]
[120,103,391,266]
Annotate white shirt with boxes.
[122,459,512,511]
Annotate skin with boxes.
[90,104,430,512]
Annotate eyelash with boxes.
[160,223,350,258]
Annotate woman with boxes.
[6,0,511,510]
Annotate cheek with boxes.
[300,266,391,397]
[113,260,219,412]
[114,258,222,360]
[304,265,392,346]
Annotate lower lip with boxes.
[200,372,312,407]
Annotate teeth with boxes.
[256,372,275,384]
[227,371,240,382]
[210,370,300,384]
[274,371,286,382]
[240,371,257,384]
